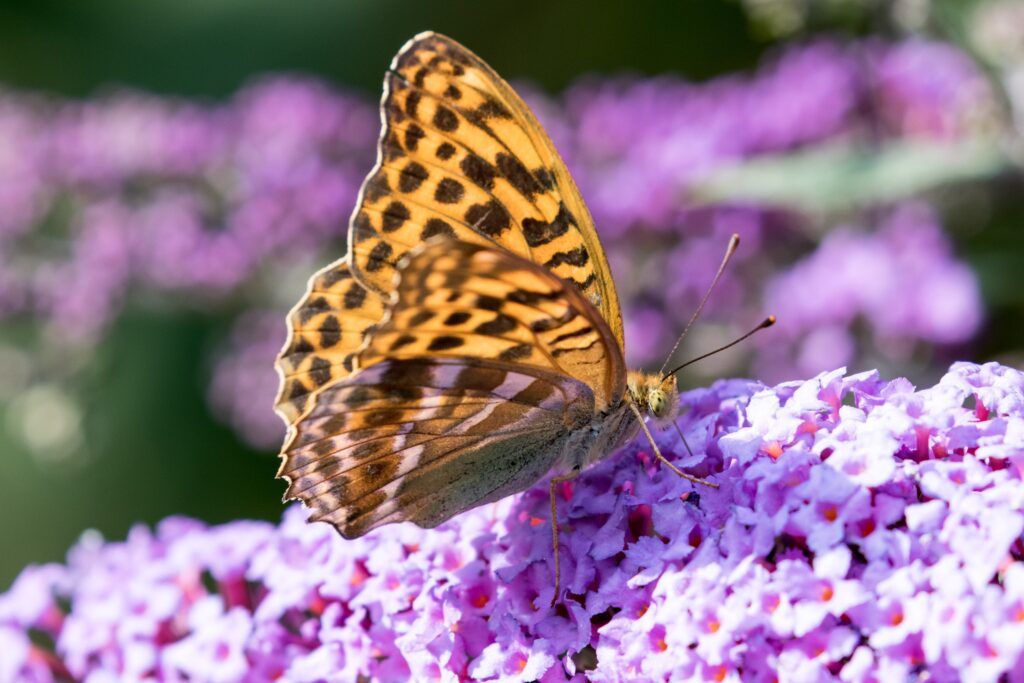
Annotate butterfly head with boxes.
[627,370,679,424]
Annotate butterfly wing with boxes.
[279,239,627,537]
[360,239,625,409]
[280,356,593,537]
[348,31,625,351]
[274,256,386,427]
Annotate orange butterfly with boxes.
[273,32,770,602]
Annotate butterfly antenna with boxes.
[658,234,742,376]
[662,316,776,381]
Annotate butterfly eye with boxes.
[647,388,668,418]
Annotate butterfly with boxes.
[273,31,761,601]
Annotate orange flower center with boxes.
[858,519,877,537]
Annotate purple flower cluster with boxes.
[5,361,1024,681]
[756,203,983,383]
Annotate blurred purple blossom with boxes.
[755,203,984,383]
[0,77,377,340]
[208,311,288,449]
[869,38,994,141]
[5,362,1024,680]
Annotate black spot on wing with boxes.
[364,171,390,202]
[291,337,314,355]
[381,200,410,233]
[544,247,590,269]
[365,242,394,273]
[476,313,517,335]
[575,273,597,292]
[343,283,367,310]
[399,162,428,193]
[428,336,465,351]
[319,267,351,288]
[319,316,341,349]
[382,132,405,161]
[436,142,456,160]
[404,124,425,151]
[384,97,406,125]
[433,105,459,132]
[405,90,422,119]
[475,295,502,311]
[498,343,533,362]
[434,178,465,204]
[409,310,434,326]
[460,154,497,191]
[288,380,307,400]
[299,296,329,324]
[551,326,594,344]
[522,203,573,247]
[309,357,332,386]
[534,167,555,191]
[444,311,471,326]
[465,200,511,237]
[422,218,456,240]
[467,98,513,126]
[496,152,543,200]
[352,212,375,243]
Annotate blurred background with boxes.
[1,0,1022,587]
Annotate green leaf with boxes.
[690,138,1007,212]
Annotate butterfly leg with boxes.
[628,402,719,489]
[550,468,581,606]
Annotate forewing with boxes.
[348,31,625,349]
[360,239,626,410]
[274,256,386,427]
[279,357,593,537]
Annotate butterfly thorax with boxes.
[565,370,679,473]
